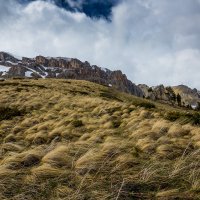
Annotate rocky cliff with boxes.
[172,85,200,108]
[138,84,177,104]
[138,84,200,108]
[0,52,143,97]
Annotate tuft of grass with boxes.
[164,111,182,121]
[112,120,121,128]
[190,112,200,125]
[72,120,84,127]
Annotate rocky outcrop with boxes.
[138,84,177,105]
[138,83,200,108]
[172,85,200,108]
[0,52,19,63]
[0,52,144,97]
[6,66,26,77]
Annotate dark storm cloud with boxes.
[1,0,200,88]
[18,0,120,19]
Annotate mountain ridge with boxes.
[1,51,200,108]
[0,51,143,97]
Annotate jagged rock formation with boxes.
[138,84,177,105]
[0,52,143,97]
[138,84,200,108]
[172,85,200,108]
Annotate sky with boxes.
[1,0,200,88]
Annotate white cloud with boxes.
[64,0,84,10]
[1,0,200,88]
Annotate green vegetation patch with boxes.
[99,91,123,102]
[0,82,21,87]
[0,82,47,89]
[71,120,84,127]
[69,90,89,96]
[185,112,200,125]
[164,111,182,122]
[112,120,121,128]
[0,106,24,121]
[165,111,200,125]
[134,101,156,109]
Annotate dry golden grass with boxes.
[156,189,180,198]
[0,78,199,199]
[42,145,72,168]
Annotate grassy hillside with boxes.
[0,78,200,200]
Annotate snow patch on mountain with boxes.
[25,71,33,77]
[0,65,10,72]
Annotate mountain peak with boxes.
[0,52,143,97]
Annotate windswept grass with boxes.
[0,78,199,199]
[165,111,200,125]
